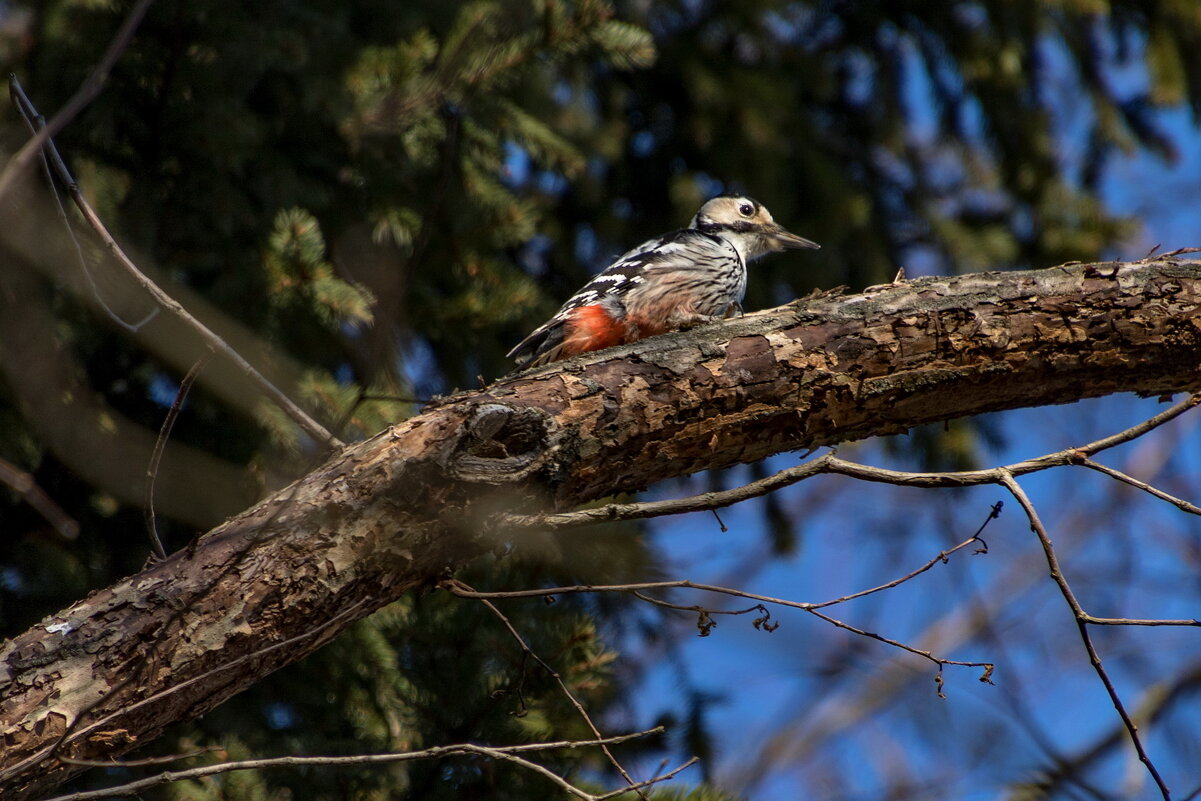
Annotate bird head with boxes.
[690,194,820,262]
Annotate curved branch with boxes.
[446,521,997,686]
[0,0,157,205]
[7,78,342,449]
[997,471,1172,800]
[504,393,1201,530]
[43,729,671,801]
[3,257,1201,798]
[463,586,648,798]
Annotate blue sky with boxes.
[630,398,1201,798]
[617,37,1201,801]
[1105,105,1201,257]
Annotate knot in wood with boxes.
[451,403,552,482]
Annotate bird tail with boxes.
[507,305,625,368]
[507,320,566,368]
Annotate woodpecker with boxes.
[508,194,819,367]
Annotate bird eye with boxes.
[738,203,754,217]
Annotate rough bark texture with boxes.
[3,257,1201,798]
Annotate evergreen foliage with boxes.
[2,1,1199,798]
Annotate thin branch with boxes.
[806,507,998,610]
[802,606,994,694]
[448,578,786,602]
[461,583,650,799]
[504,394,1201,530]
[60,746,221,769]
[501,457,830,529]
[0,456,79,539]
[7,78,342,449]
[628,593,774,637]
[1080,458,1201,516]
[0,0,157,204]
[1064,392,1201,455]
[445,527,984,613]
[1079,615,1199,627]
[41,730,671,801]
[12,80,156,332]
[592,757,700,801]
[446,523,997,687]
[1153,246,1201,259]
[997,471,1172,801]
[145,352,212,560]
[357,392,433,405]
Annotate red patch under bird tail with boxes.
[557,304,625,358]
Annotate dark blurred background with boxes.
[2,2,1200,799]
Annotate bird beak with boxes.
[767,225,820,251]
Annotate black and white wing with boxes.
[506,228,736,364]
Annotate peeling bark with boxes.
[3,257,1201,798]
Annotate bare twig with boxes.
[998,471,1172,801]
[627,593,773,637]
[0,456,80,539]
[802,606,994,694]
[41,729,676,801]
[524,397,1194,783]
[145,352,212,560]
[485,394,1196,788]
[12,81,156,332]
[458,582,650,799]
[447,579,795,604]
[7,78,343,449]
[1080,458,1201,516]
[1155,246,1201,259]
[448,529,985,613]
[446,521,996,687]
[806,507,999,610]
[0,0,157,204]
[1079,615,1199,627]
[593,757,699,800]
[504,395,1201,531]
[357,392,433,405]
[501,455,832,529]
[60,746,221,769]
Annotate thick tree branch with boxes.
[2,256,1200,798]
[502,393,1200,529]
